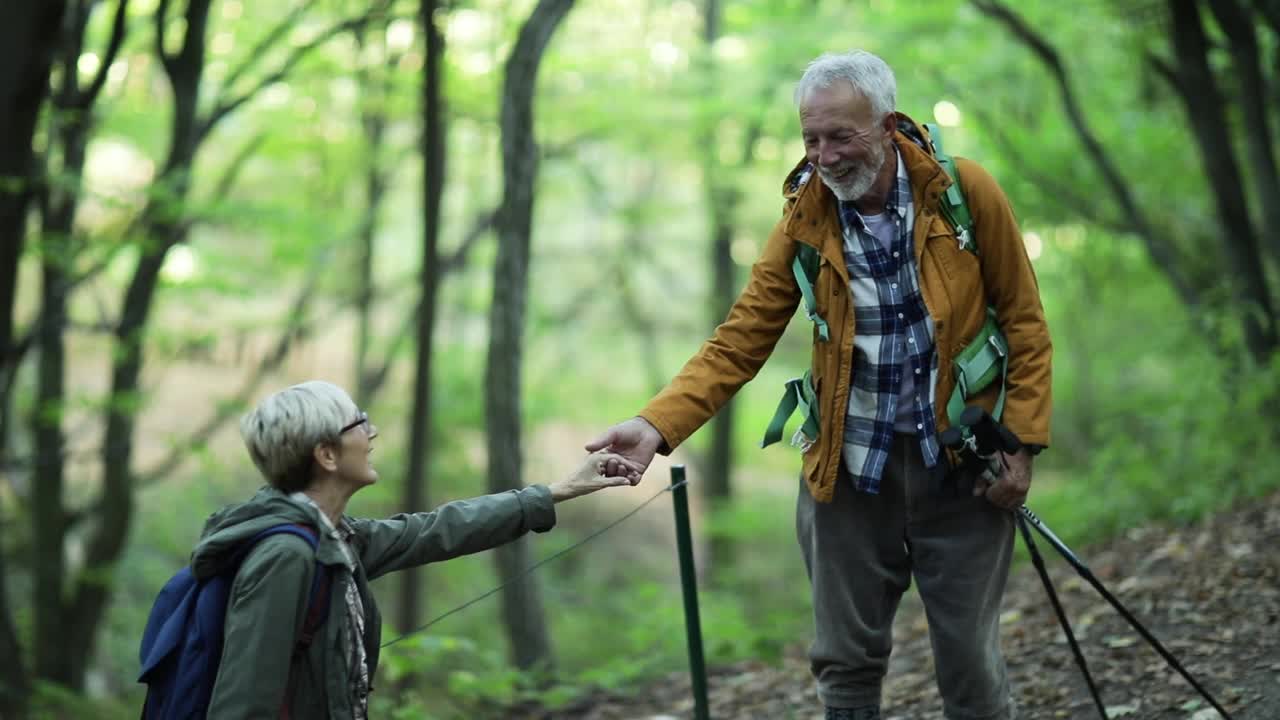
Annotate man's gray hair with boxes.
[240,380,359,493]
[794,50,897,120]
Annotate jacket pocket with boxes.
[926,220,984,315]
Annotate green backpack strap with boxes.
[946,307,1009,425]
[792,244,829,342]
[925,124,1011,427]
[924,122,976,255]
[762,244,827,449]
[762,370,820,449]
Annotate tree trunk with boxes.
[1206,0,1280,266]
[699,0,737,571]
[400,0,447,635]
[0,0,66,479]
[484,0,574,671]
[29,0,129,690]
[353,20,392,401]
[39,0,211,688]
[1164,0,1276,359]
[0,1,66,708]
[0,503,25,718]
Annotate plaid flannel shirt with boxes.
[838,149,942,493]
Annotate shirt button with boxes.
[916,423,924,430]
[908,337,915,344]
[897,313,904,319]
[915,368,921,375]
[893,251,900,258]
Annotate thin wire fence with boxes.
[380,478,688,649]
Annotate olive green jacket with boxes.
[197,484,555,719]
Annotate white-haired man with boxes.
[587,51,1052,719]
[195,380,639,719]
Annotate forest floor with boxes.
[524,488,1280,720]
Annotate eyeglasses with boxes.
[339,410,370,435]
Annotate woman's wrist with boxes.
[547,481,570,503]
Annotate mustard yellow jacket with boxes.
[639,116,1052,503]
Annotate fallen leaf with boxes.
[1103,635,1138,649]
[1106,701,1140,717]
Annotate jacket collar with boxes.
[782,111,951,247]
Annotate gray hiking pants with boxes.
[796,433,1017,720]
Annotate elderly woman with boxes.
[195,380,639,718]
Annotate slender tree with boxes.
[0,1,67,475]
[400,0,448,634]
[0,4,69,712]
[354,16,396,401]
[698,0,738,568]
[31,0,130,688]
[484,0,575,670]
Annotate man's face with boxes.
[799,82,891,202]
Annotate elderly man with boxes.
[587,51,1051,719]
[189,380,638,719]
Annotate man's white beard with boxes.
[818,139,886,203]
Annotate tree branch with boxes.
[358,206,498,404]
[218,0,316,95]
[153,0,176,76]
[359,312,414,403]
[134,248,333,488]
[199,0,392,141]
[439,207,497,274]
[970,0,1201,310]
[75,0,131,109]
[205,132,266,206]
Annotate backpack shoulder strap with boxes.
[241,524,330,650]
[923,122,976,256]
[791,243,828,342]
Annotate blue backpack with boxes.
[138,523,331,719]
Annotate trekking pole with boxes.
[1016,504,1233,719]
[944,406,1235,720]
[670,465,710,720]
[1013,511,1107,718]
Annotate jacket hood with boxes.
[782,111,937,200]
[190,485,329,580]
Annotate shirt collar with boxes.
[289,491,347,537]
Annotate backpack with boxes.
[138,523,331,719]
[762,123,1008,449]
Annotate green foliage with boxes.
[1027,228,1280,545]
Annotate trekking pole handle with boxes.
[939,405,1021,456]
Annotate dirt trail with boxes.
[531,489,1280,720]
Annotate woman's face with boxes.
[335,407,379,488]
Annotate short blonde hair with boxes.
[240,381,358,493]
